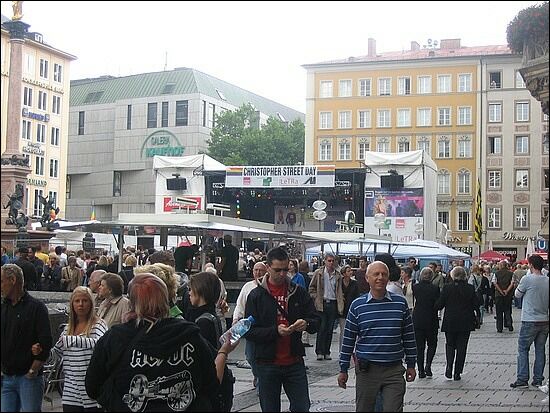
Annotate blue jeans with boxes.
[245,339,259,383]
[516,321,549,383]
[1,373,44,412]
[256,360,310,412]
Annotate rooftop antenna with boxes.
[164,51,168,71]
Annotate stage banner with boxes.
[225,165,335,188]
[364,188,424,242]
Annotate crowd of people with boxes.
[1,241,548,412]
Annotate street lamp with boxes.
[374,213,386,236]
[414,220,424,239]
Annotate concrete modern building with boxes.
[303,38,548,258]
[66,68,304,221]
[1,14,76,220]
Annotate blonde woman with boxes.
[54,286,107,411]
[134,263,182,318]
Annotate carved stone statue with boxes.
[3,183,27,228]
[38,194,60,228]
[12,1,23,21]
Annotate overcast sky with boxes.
[2,1,540,113]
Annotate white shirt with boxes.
[232,279,260,323]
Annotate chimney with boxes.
[440,39,461,49]
[410,41,420,51]
[368,38,376,57]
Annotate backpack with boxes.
[195,312,235,412]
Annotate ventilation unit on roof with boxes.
[161,83,176,94]
[83,91,105,103]
[216,89,227,101]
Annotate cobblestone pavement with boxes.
[42,307,549,412]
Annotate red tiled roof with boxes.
[308,45,514,66]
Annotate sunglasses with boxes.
[326,259,334,262]
[270,267,289,273]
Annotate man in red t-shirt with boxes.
[245,247,321,412]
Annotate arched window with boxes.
[457,169,471,194]
[438,169,450,194]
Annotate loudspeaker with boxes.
[166,177,187,190]
[380,175,404,189]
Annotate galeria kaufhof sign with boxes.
[141,130,185,158]
[225,165,335,188]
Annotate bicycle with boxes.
[42,348,64,406]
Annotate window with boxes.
[24,54,35,75]
[52,96,61,114]
[543,168,549,190]
[53,63,62,82]
[544,133,549,154]
[66,175,71,200]
[438,170,450,194]
[175,100,188,126]
[457,135,472,158]
[339,80,352,97]
[542,205,549,225]
[514,207,529,229]
[488,170,502,189]
[438,211,449,226]
[457,169,471,194]
[488,207,501,229]
[39,58,48,79]
[48,192,58,209]
[49,159,58,178]
[437,136,451,158]
[458,74,472,92]
[127,105,132,130]
[338,140,351,160]
[358,79,371,97]
[458,211,470,231]
[488,103,502,122]
[23,87,32,107]
[417,108,431,126]
[320,81,333,98]
[113,171,121,197]
[35,156,44,176]
[515,101,529,122]
[416,135,431,155]
[438,107,451,126]
[358,110,371,128]
[38,91,47,110]
[397,137,410,152]
[22,120,31,140]
[78,111,85,135]
[377,109,391,128]
[147,103,158,128]
[33,189,44,217]
[398,77,411,95]
[276,112,286,122]
[376,137,391,153]
[338,111,351,129]
[489,71,501,89]
[437,75,451,93]
[515,169,529,189]
[319,140,332,161]
[458,107,471,125]
[418,76,431,94]
[50,127,60,146]
[357,140,370,160]
[319,112,332,129]
[397,109,411,127]
[161,102,169,127]
[207,103,215,128]
[515,135,529,154]
[378,78,391,96]
[36,124,46,143]
[23,154,30,168]
[488,136,502,155]
[515,71,525,88]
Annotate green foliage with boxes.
[206,104,305,165]
[506,1,549,54]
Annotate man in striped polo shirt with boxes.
[337,261,417,412]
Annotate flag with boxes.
[90,205,96,221]
[474,177,482,244]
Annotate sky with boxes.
[1,1,541,113]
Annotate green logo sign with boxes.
[141,130,185,158]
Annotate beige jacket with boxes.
[308,266,344,315]
[97,295,130,328]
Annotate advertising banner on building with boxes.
[163,196,203,212]
[364,188,424,242]
[225,165,335,188]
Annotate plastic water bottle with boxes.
[220,315,255,345]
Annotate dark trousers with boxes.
[355,362,406,412]
[415,327,438,372]
[445,331,471,375]
[495,295,513,331]
[315,300,338,356]
[63,404,103,412]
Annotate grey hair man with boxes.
[88,269,106,308]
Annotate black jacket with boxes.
[244,276,321,362]
[412,280,440,331]
[86,317,218,412]
[435,280,480,332]
[14,258,39,291]
[185,304,221,349]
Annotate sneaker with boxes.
[316,354,323,361]
[531,379,543,387]
[324,355,332,360]
[425,367,433,377]
[510,380,529,389]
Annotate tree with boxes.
[206,104,305,165]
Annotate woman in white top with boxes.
[54,286,107,411]
[401,267,415,309]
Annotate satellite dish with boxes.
[313,210,327,220]
[312,200,327,210]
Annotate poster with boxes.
[274,205,348,233]
[226,165,335,188]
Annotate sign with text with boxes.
[163,196,202,212]
[225,165,335,188]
